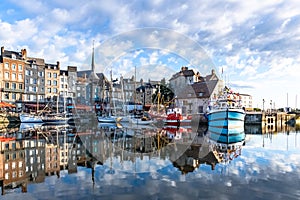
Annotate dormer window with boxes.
[11,54,16,59]
[199,92,203,97]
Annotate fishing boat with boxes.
[207,127,246,163]
[207,126,245,144]
[164,107,192,126]
[207,86,245,129]
[19,113,43,123]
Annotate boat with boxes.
[164,107,192,126]
[41,113,69,125]
[19,113,43,123]
[207,127,245,144]
[207,127,246,163]
[128,112,154,125]
[98,115,122,123]
[207,86,246,129]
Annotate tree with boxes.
[152,83,174,107]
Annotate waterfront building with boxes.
[136,79,155,110]
[23,137,46,183]
[169,67,224,115]
[24,57,45,102]
[0,137,27,193]
[0,47,26,103]
[67,66,77,100]
[45,143,60,176]
[44,62,60,102]
[239,93,253,110]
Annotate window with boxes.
[4,72,9,79]
[12,162,16,169]
[25,79,29,84]
[5,93,9,99]
[12,93,16,100]
[53,73,57,78]
[4,63,9,69]
[33,78,37,84]
[18,74,23,80]
[12,73,16,80]
[47,88,51,93]
[47,80,51,86]
[5,82,9,89]
[39,71,44,77]
[5,163,9,170]
[25,70,30,75]
[53,80,57,86]
[47,72,51,78]
[5,173,9,180]
[33,86,36,92]
[19,84,22,90]
[12,83,16,89]
[53,88,57,93]
[11,54,16,59]
[12,64,16,70]
[18,64,22,71]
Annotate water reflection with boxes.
[0,121,299,197]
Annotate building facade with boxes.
[0,47,26,103]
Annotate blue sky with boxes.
[0,0,299,109]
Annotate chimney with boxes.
[211,69,215,75]
[21,49,27,60]
[0,47,4,59]
[56,61,60,69]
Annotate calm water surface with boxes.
[1,122,300,200]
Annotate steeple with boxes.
[89,40,99,81]
[91,40,95,72]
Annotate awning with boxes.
[0,102,16,108]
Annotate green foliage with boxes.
[152,84,174,106]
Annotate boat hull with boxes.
[207,108,245,144]
[164,119,192,126]
[20,114,43,123]
[207,108,245,127]
[129,118,153,125]
[207,129,245,144]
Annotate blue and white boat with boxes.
[207,86,246,143]
[207,127,245,144]
[207,87,245,126]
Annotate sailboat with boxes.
[41,97,69,125]
[19,113,43,123]
[19,96,43,123]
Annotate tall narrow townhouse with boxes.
[0,47,26,103]
[24,57,46,102]
[44,62,60,102]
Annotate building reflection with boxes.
[0,121,297,195]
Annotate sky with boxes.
[0,0,299,109]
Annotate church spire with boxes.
[91,40,95,72]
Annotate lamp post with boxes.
[263,99,265,112]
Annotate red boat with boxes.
[164,107,192,126]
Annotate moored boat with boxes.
[19,113,43,123]
[207,86,246,129]
[164,107,192,126]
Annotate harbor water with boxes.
[0,121,299,200]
